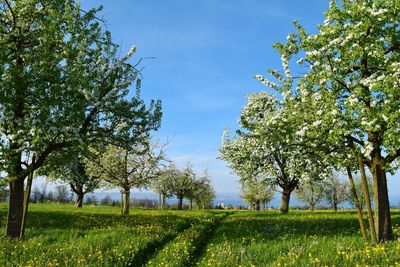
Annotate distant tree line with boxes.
[237,173,381,212]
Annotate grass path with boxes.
[187,212,232,266]
[125,222,191,267]
[145,212,231,266]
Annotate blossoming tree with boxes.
[220,91,330,213]
[0,1,161,237]
[86,141,166,215]
[170,163,197,210]
[47,155,101,208]
[275,0,399,241]
[239,177,275,211]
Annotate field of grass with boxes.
[197,211,400,266]
[0,204,399,266]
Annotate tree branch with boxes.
[384,149,400,164]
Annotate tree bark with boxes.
[256,200,260,211]
[20,168,35,238]
[6,40,27,239]
[120,191,124,214]
[178,197,183,210]
[358,155,377,244]
[75,192,84,208]
[333,182,338,212]
[280,188,291,214]
[347,167,368,241]
[310,204,315,212]
[190,199,193,210]
[122,190,130,215]
[70,184,85,208]
[159,193,162,210]
[370,154,393,242]
[7,177,25,238]
[162,194,166,210]
[310,185,315,211]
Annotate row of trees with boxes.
[221,0,399,243]
[295,175,373,212]
[240,174,372,212]
[240,177,274,211]
[47,141,168,214]
[152,164,215,210]
[43,142,215,213]
[1,181,212,209]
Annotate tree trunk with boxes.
[159,193,162,210]
[162,194,166,210]
[370,154,393,242]
[190,199,193,210]
[178,197,183,210]
[280,188,291,214]
[122,190,130,215]
[7,40,28,239]
[358,155,377,244]
[333,182,338,212]
[310,186,315,211]
[20,168,35,238]
[7,177,25,238]
[75,192,84,208]
[310,204,315,212]
[256,200,260,211]
[347,167,368,241]
[120,191,124,214]
[70,184,85,208]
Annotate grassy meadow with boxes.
[0,204,399,266]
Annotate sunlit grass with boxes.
[0,204,399,266]
[147,213,228,266]
[0,203,218,266]
[197,210,400,267]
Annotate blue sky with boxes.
[79,1,400,197]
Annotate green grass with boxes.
[197,210,400,267]
[0,204,399,266]
[0,203,221,266]
[146,212,229,267]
